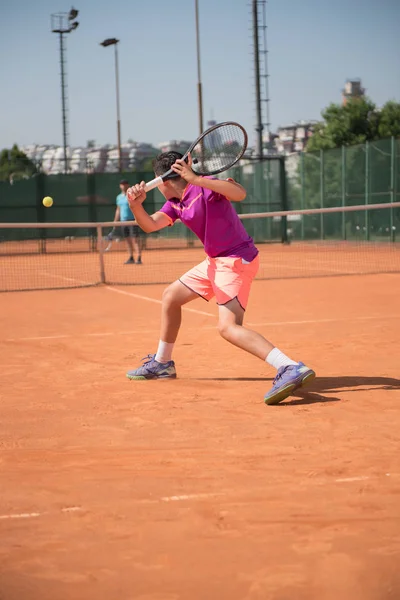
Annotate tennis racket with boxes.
[144,121,248,192]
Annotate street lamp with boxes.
[51,7,79,174]
[100,38,122,172]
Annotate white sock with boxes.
[266,348,298,370]
[155,341,174,363]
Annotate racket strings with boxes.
[191,124,247,175]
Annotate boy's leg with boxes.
[126,281,200,380]
[217,298,274,359]
[217,298,315,404]
[156,280,199,357]
[127,260,213,380]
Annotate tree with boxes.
[0,144,37,182]
[306,97,400,152]
[86,139,96,148]
[297,97,400,218]
[378,101,400,138]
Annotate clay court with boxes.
[1,244,400,600]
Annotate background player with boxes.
[125,152,315,405]
[114,179,145,264]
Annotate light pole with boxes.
[51,8,79,174]
[252,0,263,159]
[194,0,204,135]
[100,38,122,172]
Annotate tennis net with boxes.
[1,203,399,292]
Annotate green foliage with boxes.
[0,144,37,182]
[296,97,400,216]
[378,101,400,138]
[307,98,400,152]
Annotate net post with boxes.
[87,172,97,251]
[266,160,272,240]
[279,156,289,244]
[341,145,346,240]
[36,172,47,254]
[97,225,106,284]
[320,149,324,240]
[390,136,395,242]
[254,161,265,242]
[365,141,370,241]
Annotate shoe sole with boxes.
[126,374,177,381]
[264,370,316,405]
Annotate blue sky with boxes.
[1,0,399,149]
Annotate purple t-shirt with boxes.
[159,178,258,262]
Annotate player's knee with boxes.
[162,284,182,309]
[218,320,234,340]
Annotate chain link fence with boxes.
[287,137,400,242]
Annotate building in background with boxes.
[157,140,192,155]
[18,79,369,174]
[273,121,316,155]
[21,141,158,174]
[342,79,365,105]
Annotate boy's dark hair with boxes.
[153,151,183,177]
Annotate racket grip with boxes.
[144,176,163,192]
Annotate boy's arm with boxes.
[126,183,170,233]
[133,204,170,233]
[194,176,246,202]
[171,154,246,202]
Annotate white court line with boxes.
[6,315,400,343]
[259,260,361,276]
[7,334,71,341]
[335,476,370,483]
[161,493,223,502]
[0,497,220,521]
[38,271,92,286]
[0,506,82,521]
[6,330,159,342]
[106,286,214,318]
[246,315,400,327]
[1,476,396,521]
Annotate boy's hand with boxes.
[127,182,146,210]
[171,153,199,184]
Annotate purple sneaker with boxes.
[264,362,315,405]
[126,354,176,380]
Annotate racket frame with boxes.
[144,121,248,192]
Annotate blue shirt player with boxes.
[114,179,144,264]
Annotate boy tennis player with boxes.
[126,152,315,404]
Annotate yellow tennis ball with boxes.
[42,196,53,208]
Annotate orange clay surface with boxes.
[1,273,400,600]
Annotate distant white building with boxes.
[20,141,158,174]
[157,140,191,154]
[70,147,88,173]
[274,121,316,155]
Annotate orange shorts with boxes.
[179,254,259,310]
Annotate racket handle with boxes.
[144,176,163,192]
